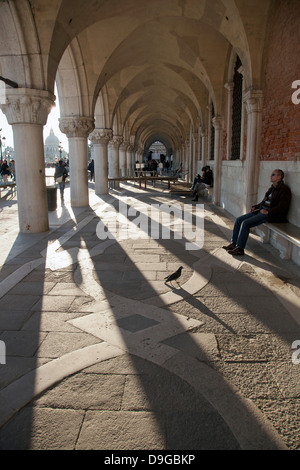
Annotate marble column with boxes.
[109,135,123,177]
[200,126,208,167]
[185,139,190,181]
[119,141,128,176]
[0,88,55,233]
[89,128,112,195]
[212,116,224,206]
[59,116,94,207]
[192,132,198,179]
[224,82,234,160]
[243,89,264,212]
[126,144,134,176]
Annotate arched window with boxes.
[231,56,243,160]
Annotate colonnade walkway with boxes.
[0,180,299,451]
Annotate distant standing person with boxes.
[9,159,16,181]
[88,159,94,181]
[55,160,68,202]
[0,159,10,182]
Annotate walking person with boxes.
[55,160,68,202]
[223,169,291,256]
[0,159,10,182]
[9,159,16,181]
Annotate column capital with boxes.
[126,144,134,152]
[119,141,129,151]
[59,116,94,138]
[110,135,123,148]
[0,88,55,125]
[224,81,234,92]
[243,88,264,114]
[200,126,207,137]
[89,128,113,145]
[212,115,224,130]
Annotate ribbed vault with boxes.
[0,0,272,154]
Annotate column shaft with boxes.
[243,89,264,211]
[59,117,94,207]
[89,129,112,195]
[0,88,55,233]
[212,116,224,206]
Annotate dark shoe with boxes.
[228,247,244,256]
[222,242,236,251]
[192,197,198,201]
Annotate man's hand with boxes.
[260,209,268,215]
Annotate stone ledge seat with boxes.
[256,221,300,265]
[108,176,178,189]
[0,182,16,198]
[195,185,213,201]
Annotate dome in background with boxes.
[45,128,60,147]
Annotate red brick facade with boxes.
[260,0,300,161]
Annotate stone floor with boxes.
[0,180,300,450]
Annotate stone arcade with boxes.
[0,0,299,259]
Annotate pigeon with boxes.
[164,266,183,286]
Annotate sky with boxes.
[0,84,69,152]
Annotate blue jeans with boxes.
[58,181,65,198]
[232,212,268,249]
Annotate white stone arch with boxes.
[0,1,45,89]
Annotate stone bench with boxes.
[256,222,300,266]
[195,186,213,201]
[0,182,16,198]
[108,176,178,190]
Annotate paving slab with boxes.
[0,185,299,450]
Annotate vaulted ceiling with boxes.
[0,0,272,151]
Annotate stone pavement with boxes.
[0,181,300,450]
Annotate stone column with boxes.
[89,128,112,195]
[243,89,264,211]
[0,88,55,233]
[185,139,190,181]
[212,116,224,206]
[119,141,128,176]
[224,82,234,160]
[126,144,134,176]
[200,126,207,167]
[59,116,94,207]
[109,135,123,178]
[192,132,198,179]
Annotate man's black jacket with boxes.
[253,181,291,222]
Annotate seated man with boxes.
[191,173,202,191]
[223,169,291,256]
[192,166,213,201]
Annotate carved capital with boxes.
[89,128,113,145]
[200,125,207,137]
[0,88,55,125]
[126,144,134,152]
[110,135,123,148]
[243,89,264,114]
[59,116,94,138]
[119,141,129,151]
[212,115,224,131]
[224,81,234,92]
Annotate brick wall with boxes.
[260,0,300,161]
